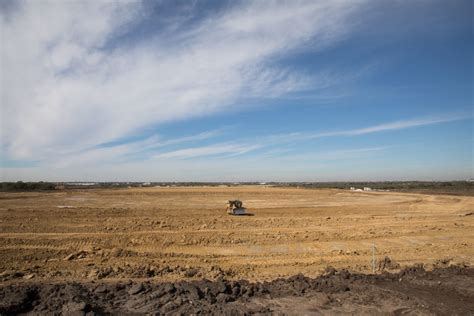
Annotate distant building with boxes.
[350,187,355,190]
[363,187,372,191]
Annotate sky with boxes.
[0,0,473,182]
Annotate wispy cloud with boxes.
[266,146,390,162]
[147,129,224,149]
[154,143,262,160]
[32,112,469,167]
[290,113,471,140]
[147,113,464,162]
[96,128,223,151]
[42,128,224,168]
[333,114,469,136]
[2,0,369,162]
[1,1,470,182]
[230,113,470,148]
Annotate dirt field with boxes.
[1,186,474,314]
[1,186,473,282]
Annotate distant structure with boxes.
[363,187,372,191]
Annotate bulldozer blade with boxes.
[231,208,254,216]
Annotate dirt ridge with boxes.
[1,265,473,315]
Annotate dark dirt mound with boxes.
[1,265,473,315]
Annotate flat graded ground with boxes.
[0,186,473,282]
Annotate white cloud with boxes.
[150,113,456,161]
[1,0,368,162]
[149,130,224,149]
[296,114,470,140]
[39,128,224,168]
[25,113,469,168]
[264,146,390,162]
[154,143,262,160]
[222,114,469,148]
[337,114,469,136]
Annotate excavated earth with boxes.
[1,186,473,314]
[1,265,473,315]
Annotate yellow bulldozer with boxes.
[226,200,253,216]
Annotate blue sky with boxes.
[0,0,472,181]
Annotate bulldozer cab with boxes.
[228,200,243,209]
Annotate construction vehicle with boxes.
[226,200,253,216]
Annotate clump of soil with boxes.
[377,256,401,271]
[1,265,473,315]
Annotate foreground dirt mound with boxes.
[1,265,473,315]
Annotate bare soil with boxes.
[1,265,473,315]
[0,186,473,314]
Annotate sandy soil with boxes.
[1,186,473,283]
